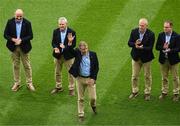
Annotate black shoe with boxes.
[159,93,167,100]
[51,87,63,94]
[92,106,97,114]
[69,90,75,96]
[78,116,84,122]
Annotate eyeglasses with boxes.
[164,26,171,28]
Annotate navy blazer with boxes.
[128,28,155,63]
[156,31,180,65]
[4,18,33,53]
[69,49,99,80]
[51,27,76,60]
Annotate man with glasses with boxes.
[128,18,155,101]
[4,9,35,91]
[156,21,180,101]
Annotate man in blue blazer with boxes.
[128,18,155,100]
[69,41,99,122]
[51,17,76,96]
[156,21,180,101]
[4,9,35,92]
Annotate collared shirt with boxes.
[60,28,67,52]
[139,30,146,41]
[165,33,172,44]
[16,20,23,38]
[80,52,91,77]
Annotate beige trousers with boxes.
[160,60,179,94]
[11,46,33,85]
[77,77,96,117]
[54,56,75,90]
[131,59,152,94]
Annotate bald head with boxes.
[15,9,24,22]
[139,18,148,33]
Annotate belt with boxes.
[79,75,90,78]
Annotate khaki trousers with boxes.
[54,56,75,90]
[160,60,179,94]
[77,77,96,117]
[131,59,152,94]
[11,46,33,85]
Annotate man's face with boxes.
[59,20,67,31]
[15,12,23,22]
[139,21,147,33]
[164,22,172,34]
[79,45,88,54]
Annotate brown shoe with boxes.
[173,94,179,102]
[78,116,84,122]
[69,90,75,96]
[144,94,150,101]
[159,93,167,100]
[129,92,138,99]
[51,87,63,94]
[11,84,20,92]
[27,84,35,91]
[92,106,97,114]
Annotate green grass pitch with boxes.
[0,0,180,125]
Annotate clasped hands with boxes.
[135,39,143,49]
[162,42,170,53]
[12,38,22,45]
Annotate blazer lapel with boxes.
[58,29,61,43]
[64,28,69,45]
[20,20,25,38]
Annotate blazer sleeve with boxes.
[4,20,12,41]
[156,33,164,51]
[51,30,58,48]
[91,52,99,80]
[169,35,180,53]
[128,29,136,48]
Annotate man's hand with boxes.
[54,48,60,53]
[67,33,75,46]
[163,48,170,53]
[135,39,143,49]
[163,42,169,49]
[12,38,22,45]
[60,43,65,49]
[86,79,95,85]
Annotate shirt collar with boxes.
[60,28,67,33]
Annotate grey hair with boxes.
[79,41,88,49]
[58,17,68,24]
[139,18,148,25]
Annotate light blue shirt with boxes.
[165,33,171,44]
[139,30,146,41]
[80,52,91,77]
[16,20,22,38]
[60,28,67,52]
